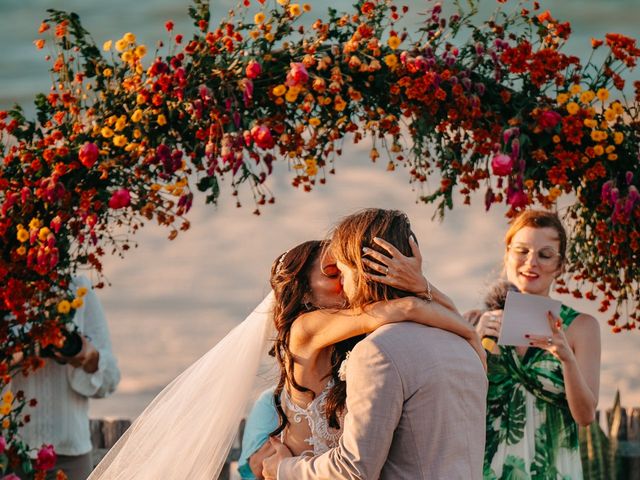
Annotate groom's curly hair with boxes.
[269,240,359,436]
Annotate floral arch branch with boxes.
[0,0,638,473]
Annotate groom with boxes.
[263,208,488,479]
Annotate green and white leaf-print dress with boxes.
[484,305,583,480]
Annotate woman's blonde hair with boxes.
[504,209,567,263]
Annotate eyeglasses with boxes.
[508,244,561,266]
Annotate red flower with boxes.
[108,189,131,209]
[245,59,262,79]
[286,62,309,87]
[165,21,174,32]
[491,154,513,176]
[538,110,562,130]
[507,189,529,208]
[35,444,56,471]
[251,125,274,150]
[78,142,99,168]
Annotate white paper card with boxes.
[498,291,561,346]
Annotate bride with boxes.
[89,225,483,479]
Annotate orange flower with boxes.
[34,39,45,50]
[38,22,50,34]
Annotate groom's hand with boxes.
[262,437,292,480]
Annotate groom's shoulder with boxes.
[355,323,473,360]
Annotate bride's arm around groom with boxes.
[265,321,487,480]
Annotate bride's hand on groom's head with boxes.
[262,437,293,480]
[362,236,428,293]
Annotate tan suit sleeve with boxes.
[278,339,403,479]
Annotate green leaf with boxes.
[500,454,528,480]
[501,387,526,446]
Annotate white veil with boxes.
[89,292,277,480]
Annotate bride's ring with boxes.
[382,266,389,275]
[547,337,553,346]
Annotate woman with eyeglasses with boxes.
[474,210,601,479]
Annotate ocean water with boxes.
[0,0,638,420]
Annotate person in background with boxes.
[472,210,601,479]
[12,275,120,480]
[237,387,279,480]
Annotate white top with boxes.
[11,276,120,456]
[281,379,343,456]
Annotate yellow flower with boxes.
[17,227,29,243]
[387,35,401,50]
[113,135,128,147]
[133,128,142,139]
[612,101,624,115]
[272,84,287,97]
[115,39,127,52]
[590,130,607,142]
[556,93,569,105]
[29,218,41,230]
[607,153,618,161]
[552,135,561,143]
[549,187,561,200]
[107,115,118,125]
[597,88,609,102]
[135,45,147,58]
[277,0,289,5]
[566,102,580,115]
[2,419,9,429]
[121,51,133,63]
[76,287,88,297]
[583,119,597,128]
[604,109,616,122]
[115,117,127,131]
[289,4,301,16]
[3,391,13,404]
[249,30,260,40]
[254,12,265,24]
[103,40,113,51]
[71,298,84,309]
[131,109,143,123]
[593,145,604,156]
[334,95,347,112]
[157,114,167,126]
[384,53,398,68]
[101,126,114,138]
[38,227,50,242]
[125,142,138,152]
[579,91,595,104]
[265,32,275,42]
[305,158,318,176]
[136,93,147,105]
[569,84,582,95]
[605,145,616,154]
[285,88,299,103]
[16,246,26,256]
[308,117,321,127]
[123,32,136,44]
[303,3,311,12]
[614,132,624,144]
[57,300,71,314]
[0,404,10,416]
[103,68,113,77]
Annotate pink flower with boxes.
[1,474,21,480]
[241,78,254,106]
[78,142,99,168]
[251,125,275,150]
[35,444,57,471]
[507,189,529,208]
[108,188,131,209]
[286,62,309,87]
[491,154,514,176]
[0,436,5,454]
[245,59,262,79]
[538,110,562,130]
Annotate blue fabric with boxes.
[237,387,279,479]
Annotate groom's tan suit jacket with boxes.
[278,323,488,479]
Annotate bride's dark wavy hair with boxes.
[269,240,360,436]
